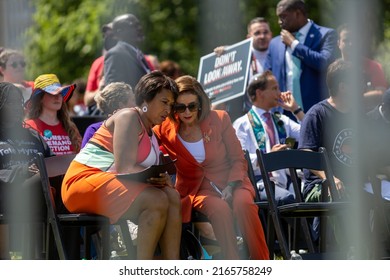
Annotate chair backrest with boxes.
[36,153,76,259]
[71,116,106,136]
[36,153,75,210]
[243,149,257,188]
[243,149,262,204]
[256,147,338,204]
[43,154,76,178]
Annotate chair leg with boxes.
[266,219,274,259]
[49,222,67,260]
[300,218,316,253]
[100,225,110,260]
[118,219,137,259]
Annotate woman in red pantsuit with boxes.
[154,75,269,259]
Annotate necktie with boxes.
[263,112,276,148]
[292,32,303,109]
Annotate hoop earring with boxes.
[142,105,148,112]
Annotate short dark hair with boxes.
[247,70,274,102]
[326,59,353,97]
[337,23,350,38]
[277,0,307,17]
[134,71,178,107]
[247,17,269,34]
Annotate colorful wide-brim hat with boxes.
[30,73,76,102]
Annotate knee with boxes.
[144,188,169,213]
[165,187,181,207]
[277,193,296,206]
[232,189,253,209]
[207,200,231,218]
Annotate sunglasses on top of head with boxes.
[9,61,26,69]
[174,102,200,113]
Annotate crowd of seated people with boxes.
[2,0,390,260]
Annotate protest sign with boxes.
[197,38,252,105]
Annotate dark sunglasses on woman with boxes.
[174,102,200,113]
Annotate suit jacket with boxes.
[104,41,150,89]
[153,110,254,222]
[264,22,337,111]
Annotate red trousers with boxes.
[193,186,269,260]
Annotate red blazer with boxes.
[154,110,254,222]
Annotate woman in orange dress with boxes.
[62,71,182,259]
[154,75,269,260]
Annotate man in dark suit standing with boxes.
[265,0,338,114]
[104,13,151,89]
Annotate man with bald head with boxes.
[104,13,151,89]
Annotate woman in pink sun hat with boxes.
[24,74,82,155]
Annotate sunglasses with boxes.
[9,61,26,69]
[174,102,200,113]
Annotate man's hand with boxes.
[28,163,39,177]
[333,176,346,199]
[279,91,299,111]
[280,29,296,47]
[271,143,289,152]
[214,46,225,56]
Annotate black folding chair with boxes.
[256,147,348,260]
[243,150,270,257]
[36,152,135,259]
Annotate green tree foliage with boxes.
[25,0,112,83]
[24,0,389,85]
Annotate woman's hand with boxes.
[222,185,234,206]
[147,172,174,188]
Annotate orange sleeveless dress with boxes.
[61,114,160,223]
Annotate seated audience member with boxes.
[61,71,182,260]
[0,82,53,259]
[233,70,304,205]
[298,59,369,250]
[153,75,269,260]
[366,88,390,196]
[367,87,390,125]
[68,78,88,116]
[159,60,184,80]
[81,82,135,148]
[0,49,33,102]
[24,74,82,155]
[298,59,364,201]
